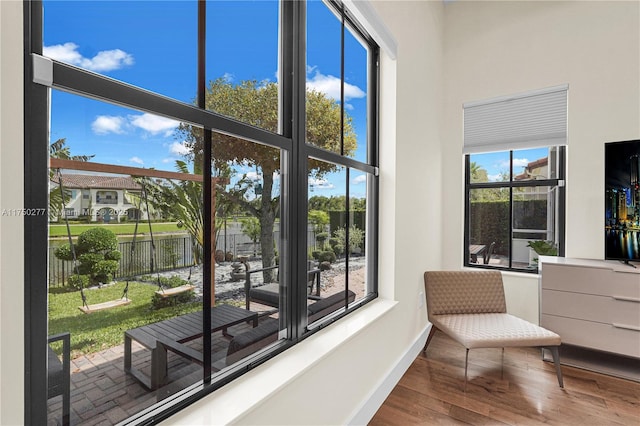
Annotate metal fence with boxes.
[49,230,319,286]
[49,236,195,286]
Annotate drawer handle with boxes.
[612,296,640,303]
[612,323,640,332]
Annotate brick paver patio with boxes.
[47,314,272,426]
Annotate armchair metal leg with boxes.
[423,326,437,354]
[464,348,469,392]
[548,346,564,388]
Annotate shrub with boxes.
[332,244,345,257]
[93,260,119,283]
[54,244,74,261]
[333,225,364,254]
[54,227,121,285]
[318,250,336,264]
[328,237,340,248]
[67,274,89,290]
[311,250,321,260]
[77,227,118,253]
[151,289,194,309]
[104,250,122,261]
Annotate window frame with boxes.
[463,147,566,272]
[24,1,379,424]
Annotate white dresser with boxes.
[539,257,640,378]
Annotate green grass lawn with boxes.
[48,282,201,358]
[48,222,184,237]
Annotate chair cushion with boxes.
[424,271,507,316]
[431,313,561,349]
[249,283,280,307]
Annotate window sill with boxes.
[162,298,398,425]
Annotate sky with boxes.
[43,0,370,199]
[470,147,549,181]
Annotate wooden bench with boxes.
[124,304,258,390]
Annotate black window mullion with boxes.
[464,155,471,266]
[24,1,49,424]
[508,151,514,269]
[197,0,213,386]
[49,62,292,152]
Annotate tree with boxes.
[50,138,94,221]
[308,210,329,234]
[141,160,205,264]
[178,78,357,278]
[240,217,261,257]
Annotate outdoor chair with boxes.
[483,241,496,264]
[423,270,563,390]
[245,264,322,310]
[227,290,356,365]
[48,332,71,426]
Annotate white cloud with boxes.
[309,177,335,190]
[43,42,134,72]
[513,158,530,168]
[169,141,190,157]
[130,113,180,136]
[488,174,503,181]
[92,115,126,135]
[352,174,367,185]
[306,70,366,102]
[245,171,261,181]
[129,156,144,165]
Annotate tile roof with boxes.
[54,174,142,190]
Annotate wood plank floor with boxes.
[370,330,640,425]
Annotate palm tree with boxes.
[141,160,205,264]
[49,138,94,221]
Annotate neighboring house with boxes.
[514,157,549,181]
[53,174,147,222]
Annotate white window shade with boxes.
[463,85,568,154]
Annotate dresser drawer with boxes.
[541,264,640,298]
[542,289,640,325]
[541,314,640,358]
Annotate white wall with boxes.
[441,0,640,321]
[0,1,25,425]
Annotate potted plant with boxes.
[527,240,558,268]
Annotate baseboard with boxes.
[347,322,432,425]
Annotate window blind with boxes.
[463,85,568,154]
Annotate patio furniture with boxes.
[245,265,322,310]
[226,290,356,365]
[469,244,486,263]
[483,241,496,264]
[124,304,258,390]
[48,332,71,426]
[423,270,563,390]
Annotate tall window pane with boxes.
[43,1,198,103]
[48,91,205,424]
[306,2,368,162]
[206,0,280,133]
[468,188,510,267]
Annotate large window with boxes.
[25,1,378,425]
[464,147,566,271]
